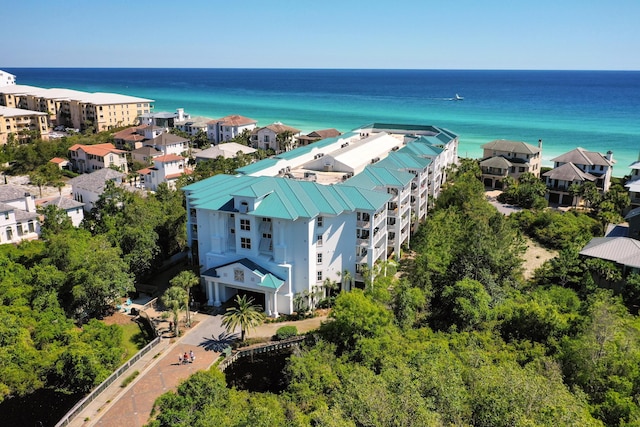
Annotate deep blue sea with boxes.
[5,68,640,176]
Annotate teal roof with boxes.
[185,174,390,220]
[203,258,285,289]
[343,165,414,190]
[403,141,444,157]
[376,151,431,171]
[236,158,279,175]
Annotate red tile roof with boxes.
[69,143,125,156]
[154,154,185,163]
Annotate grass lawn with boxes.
[119,322,150,360]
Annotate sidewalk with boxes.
[69,313,221,427]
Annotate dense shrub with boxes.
[275,325,298,340]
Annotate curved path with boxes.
[73,313,327,427]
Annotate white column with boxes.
[214,282,221,307]
[206,280,214,306]
[272,292,279,318]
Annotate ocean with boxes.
[5,68,640,177]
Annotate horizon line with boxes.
[2,67,639,72]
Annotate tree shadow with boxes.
[199,331,238,352]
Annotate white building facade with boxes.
[184,123,459,316]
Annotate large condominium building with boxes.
[0,106,49,144]
[183,123,458,316]
[0,85,153,132]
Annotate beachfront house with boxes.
[251,122,301,153]
[0,70,16,86]
[544,147,614,206]
[113,126,146,150]
[185,123,459,316]
[479,139,543,189]
[207,114,258,144]
[0,186,40,245]
[68,143,128,174]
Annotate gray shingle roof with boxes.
[580,237,640,268]
[68,169,126,193]
[42,196,85,210]
[552,147,613,166]
[543,162,597,182]
[0,185,32,202]
[482,139,541,155]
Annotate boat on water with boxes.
[454,94,464,101]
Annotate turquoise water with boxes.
[6,68,640,176]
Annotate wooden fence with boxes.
[218,336,306,372]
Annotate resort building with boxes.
[0,70,16,86]
[184,123,458,316]
[479,139,543,189]
[68,168,126,212]
[195,143,257,162]
[68,143,128,173]
[0,186,40,245]
[544,147,614,206]
[0,105,49,144]
[0,85,153,132]
[251,122,301,152]
[207,114,258,144]
[138,154,190,191]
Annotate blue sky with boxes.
[2,0,639,70]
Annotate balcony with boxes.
[356,220,370,228]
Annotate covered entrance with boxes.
[201,258,286,317]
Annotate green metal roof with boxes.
[377,151,431,171]
[236,158,279,175]
[344,165,414,190]
[402,141,444,157]
[185,174,390,220]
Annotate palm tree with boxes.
[29,173,46,198]
[338,269,353,292]
[221,294,265,342]
[161,286,187,337]
[322,278,339,307]
[169,270,199,327]
[276,130,294,153]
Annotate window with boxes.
[240,219,251,231]
[234,269,244,282]
[230,228,235,234]
[4,212,8,220]
[28,221,35,233]
[317,253,323,264]
[519,167,525,172]
[317,271,323,281]
[317,234,323,246]
[317,216,323,227]
[262,232,272,239]
[241,237,251,249]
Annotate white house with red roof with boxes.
[68,143,128,173]
[138,154,191,191]
[207,114,258,144]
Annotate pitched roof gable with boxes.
[552,147,613,166]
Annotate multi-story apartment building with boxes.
[0,106,49,144]
[479,139,543,189]
[0,85,153,132]
[184,123,458,315]
[207,114,258,144]
[544,147,614,205]
[68,143,128,173]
